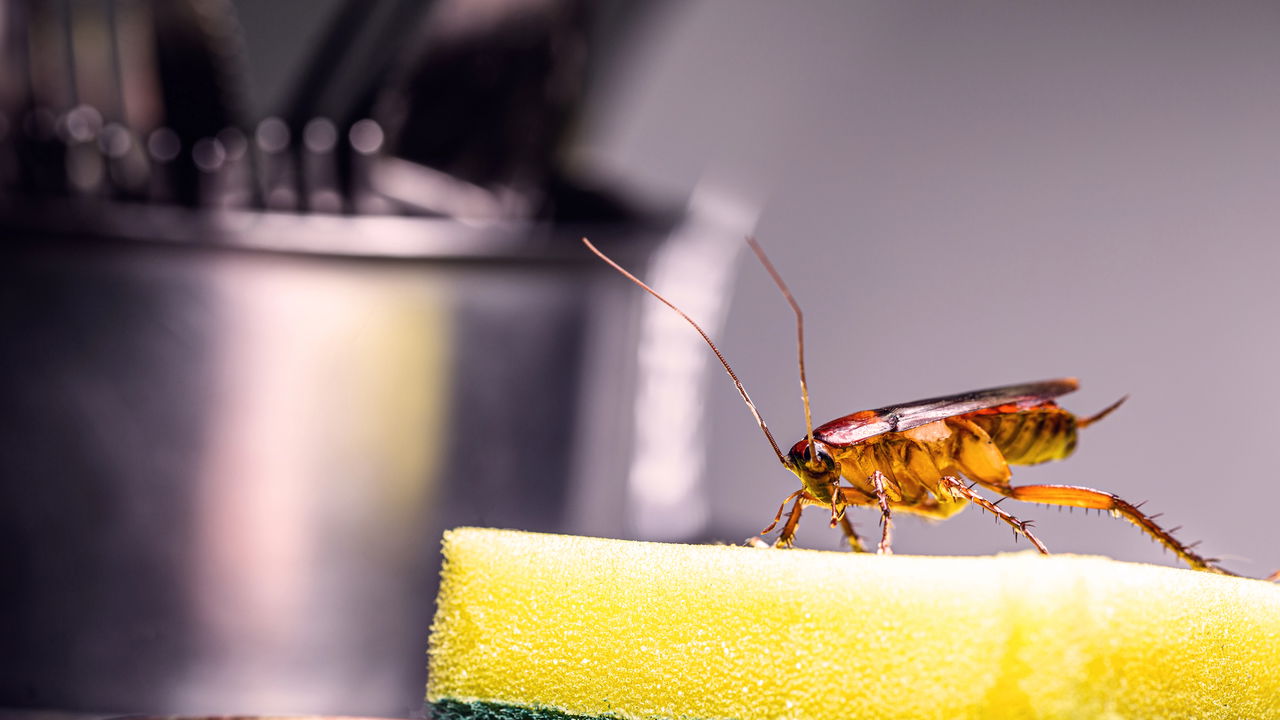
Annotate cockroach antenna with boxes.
[743,236,817,462]
[581,237,787,464]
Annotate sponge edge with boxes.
[427,528,1280,720]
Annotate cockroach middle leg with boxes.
[867,471,895,554]
[941,477,1049,554]
[834,487,885,551]
[1002,484,1226,573]
[865,474,894,555]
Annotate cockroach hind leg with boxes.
[1002,484,1236,575]
[942,476,1049,554]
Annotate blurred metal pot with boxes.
[0,205,687,716]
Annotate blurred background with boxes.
[3,0,1280,717]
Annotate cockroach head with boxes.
[784,439,839,486]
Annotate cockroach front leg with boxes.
[832,487,881,552]
[1002,484,1227,574]
[837,514,868,553]
[755,490,810,548]
[828,482,845,528]
[942,477,1048,554]
[772,494,808,548]
[759,490,803,535]
[824,480,871,550]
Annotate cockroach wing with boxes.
[812,378,1080,447]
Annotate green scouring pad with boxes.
[426,527,1280,720]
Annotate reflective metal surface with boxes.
[0,1,752,716]
[0,215,679,717]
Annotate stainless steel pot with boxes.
[0,202,737,717]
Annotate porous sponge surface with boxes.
[427,528,1280,720]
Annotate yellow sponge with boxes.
[427,527,1280,720]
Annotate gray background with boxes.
[577,1,1280,575]
[4,2,1277,714]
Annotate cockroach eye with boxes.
[800,443,835,474]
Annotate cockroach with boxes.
[584,237,1247,576]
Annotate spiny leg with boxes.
[750,489,804,548]
[772,493,807,548]
[753,484,913,555]
[759,490,803,536]
[838,513,868,553]
[1002,484,1228,574]
[757,488,869,550]
[808,473,892,553]
[941,476,1048,554]
[833,487,883,552]
[868,471,895,554]
[828,482,844,528]
[823,481,859,548]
